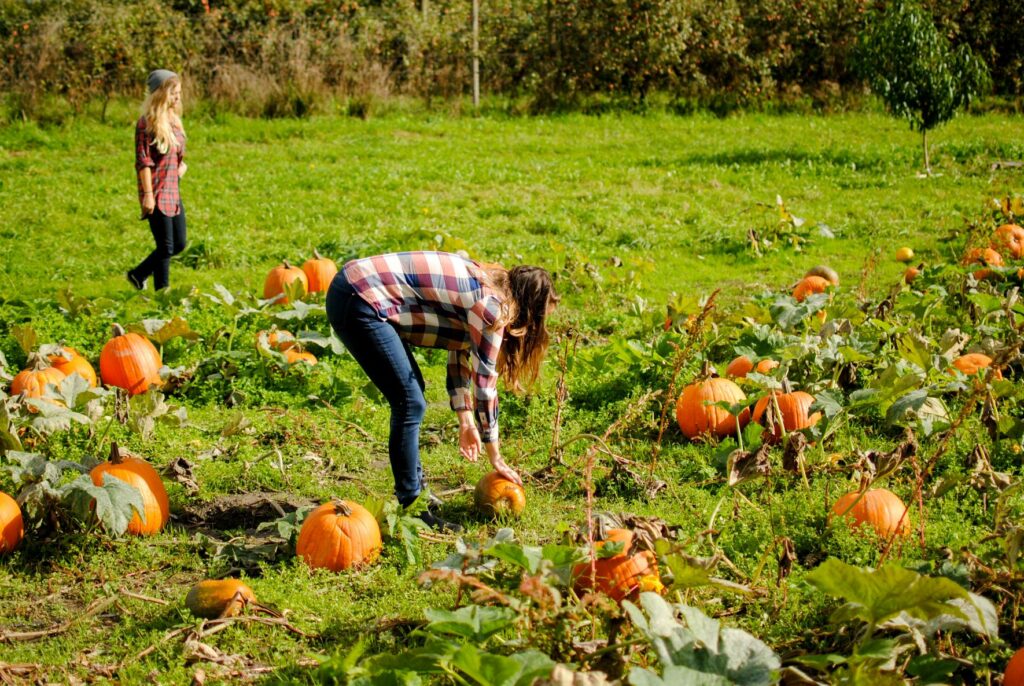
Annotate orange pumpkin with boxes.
[258,328,296,352]
[831,488,909,539]
[0,491,24,554]
[11,355,66,405]
[804,265,839,286]
[793,275,831,302]
[950,353,1002,380]
[296,500,381,572]
[285,349,317,365]
[47,346,98,387]
[572,529,659,602]
[752,390,821,443]
[962,247,1004,280]
[474,472,526,517]
[904,264,922,285]
[185,579,256,619]
[1005,647,1024,686]
[676,377,750,440]
[301,250,338,294]
[99,324,162,396]
[725,356,779,378]
[992,224,1024,260]
[90,443,169,536]
[263,260,309,304]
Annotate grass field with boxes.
[1,107,1023,684]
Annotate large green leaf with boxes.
[623,593,779,686]
[805,558,969,630]
[423,605,516,642]
[60,473,146,537]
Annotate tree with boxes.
[855,1,990,175]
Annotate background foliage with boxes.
[2,0,1022,120]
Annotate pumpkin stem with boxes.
[26,352,53,370]
[282,259,293,270]
[699,359,717,380]
[331,499,353,517]
[111,323,126,338]
[313,249,323,260]
[781,377,793,394]
[109,441,125,465]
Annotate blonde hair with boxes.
[480,263,559,392]
[141,76,184,154]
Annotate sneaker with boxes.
[418,505,463,533]
[126,271,144,290]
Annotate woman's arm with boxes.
[138,167,155,215]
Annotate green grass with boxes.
[1,107,1023,683]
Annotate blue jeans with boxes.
[326,271,426,506]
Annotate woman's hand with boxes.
[456,409,480,462]
[486,442,522,485]
[141,191,155,216]
[458,423,481,462]
[178,161,188,178]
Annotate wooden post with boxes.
[472,0,480,108]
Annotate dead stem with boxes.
[650,290,720,476]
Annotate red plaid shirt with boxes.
[135,117,185,217]
[343,252,505,443]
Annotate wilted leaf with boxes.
[726,443,772,486]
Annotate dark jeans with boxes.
[131,205,187,290]
[326,270,427,506]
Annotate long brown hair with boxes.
[483,264,559,392]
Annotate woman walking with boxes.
[326,251,558,531]
[127,69,188,291]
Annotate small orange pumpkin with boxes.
[572,529,659,602]
[1005,647,1024,686]
[89,443,170,536]
[793,275,831,302]
[474,472,526,517]
[804,265,839,286]
[962,247,1004,280]
[296,500,382,572]
[752,389,821,443]
[263,260,309,305]
[831,488,909,539]
[675,376,750,440]
[992,224,1024,260]
[725,356,779,378]
[11,355,66,405]
[285,349,317,365]
[0,491,24,554]
[185,579,256,619]
[949,353,1002,380]
[47,346,98,387]
[99,324,162,396]
[301,250,338,294]
[904,264,922,285]
[258,328,296,352]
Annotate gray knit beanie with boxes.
[147,69,178,93]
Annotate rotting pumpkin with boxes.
[474,472,526,517]
[572,528,660,603]
[185,579,256,619]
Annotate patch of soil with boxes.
[177,492,315,531]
